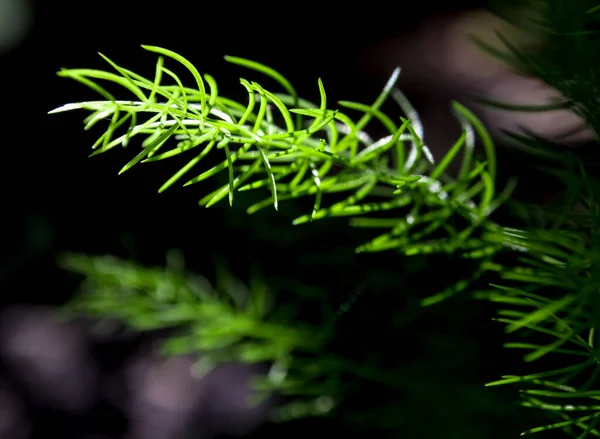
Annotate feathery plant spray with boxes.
[51,0,600,436]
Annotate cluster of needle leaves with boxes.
[58,250,340,422]
[474,154,600,438]
[52,45,510,423]
[52,5,600,433]
[465,1,600,437]
[51,46,507,261]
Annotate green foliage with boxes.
[476,158,600,438]
[51,2,600,434]
[50,46,510,262]
[59,251,340,421]
[476,0,600,139]
[469,2,600,436]
[52,45,514,426]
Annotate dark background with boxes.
[0,1,563,438]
